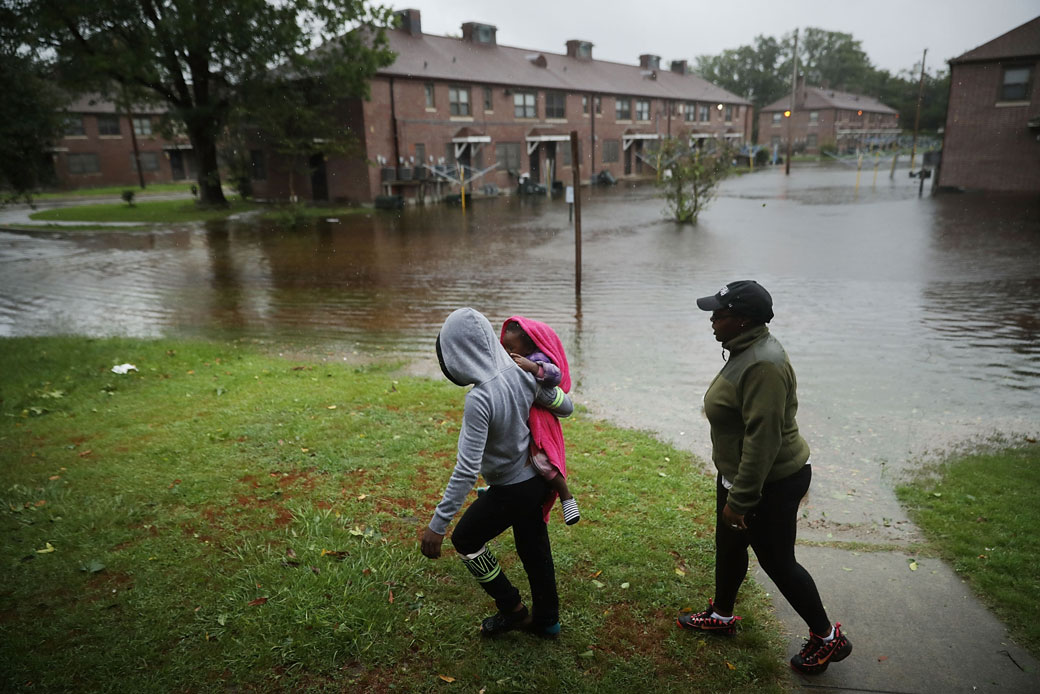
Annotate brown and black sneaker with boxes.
[790,623,852,674]
[676,601,741,635]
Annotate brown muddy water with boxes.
[2,162,1038,542]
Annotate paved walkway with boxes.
[757,545,1038,693]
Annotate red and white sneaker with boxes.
[676,601,741,635]
[790,623,852,674]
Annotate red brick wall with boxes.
[939,60,1040,192]
[257,75,754,204]
[53,113,187,190]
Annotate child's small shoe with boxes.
[561,497,580,525]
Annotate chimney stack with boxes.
[396,9,421,36]
[462,22,497,45]
[670,60,688,75]
[566,40,594,60]
[639,54,661,70]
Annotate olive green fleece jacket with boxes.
[703,325,810,515]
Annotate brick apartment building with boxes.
[758,79,900,155]
[50,94,195,190]
[937,16,1040,193]
[251,8,752,204]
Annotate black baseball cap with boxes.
[696,280,774,323]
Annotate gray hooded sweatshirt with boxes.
[430,308,573,535]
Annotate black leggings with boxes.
[451,475,559,627]
[714,465,830,635]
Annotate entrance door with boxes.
[624,142,632,175]
[529,145,540,183]
[545,142,557,185]
[309,153,328,201]
[169,151,185,180]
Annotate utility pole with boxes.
[910,48,927,172]
[570,131,582,296]
[786,29,798,176]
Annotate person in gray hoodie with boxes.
[421,307,574,637]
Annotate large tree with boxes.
[13,0,395,205]
[695,34,788,112]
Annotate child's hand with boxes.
[510,353,538,374]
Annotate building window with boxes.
[724,105,733,122]
[424,83,435,108]
[602,139,620,163]
[615,97,631,121]
[809,111,819,124]
[772,112,782,124]
[635,99,650,121]
[685,102,696,122]
[132,117,153,136]
[546,91,566,119]
[483,87,493,112]
[582,95,588,115]
[495,142,522,173]
[64,115,85,136]
[806,134,818,149]
[560,142,572,166]
[67,152,100,174]
[415,143,426,165]
[514,92,536,118]
[449,86,471,116]
[130,151,161,172]
[97,114,121,136]
[594,96,602,115]
[1000,66,1032,101]
[250,150,266,180]
[699,104,710,122]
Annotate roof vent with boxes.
[526,53,548,68]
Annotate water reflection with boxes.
[1,164,1037,541]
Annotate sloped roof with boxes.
[951,15,1040,64]
[65,93,167,115]
[380,29,750,106]
[761,86,897,115]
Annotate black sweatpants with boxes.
[450,475,559,627]
[714,464,831,635]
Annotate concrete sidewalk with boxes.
[756,546,1039,693]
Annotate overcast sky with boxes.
[388,0,1039,76]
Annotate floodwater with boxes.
[2,162,1038,542]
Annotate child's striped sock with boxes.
[561,497,580,525]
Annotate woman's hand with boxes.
[421,527,445,558]
[722,503,747,531]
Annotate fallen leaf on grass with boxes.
[438,674,455,683]
[674,568,686,577]
[388,589,394,603]
[320,549,349,560]
[908,560,918,571]
[725,661,736,671]
[247,597,268,606]
[35,500,46,507]
[36,542,56,554]
[78,450,93,458]
[591,580,605,589]
[286,548,297,559]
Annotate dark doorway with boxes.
[169,150,186,180]
[545,142,557,185]
[309,153,328,201]
[624,142,632,175]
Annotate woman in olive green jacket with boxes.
[676,280,852,676]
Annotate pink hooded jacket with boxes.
[500,315,570,522]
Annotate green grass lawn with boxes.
[28,199,260,224]
[897,444,1040,654]
[0,337,789,694]
[32,182,198,200]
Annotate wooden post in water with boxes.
[570,131,582,296]
[460,166,466,212]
